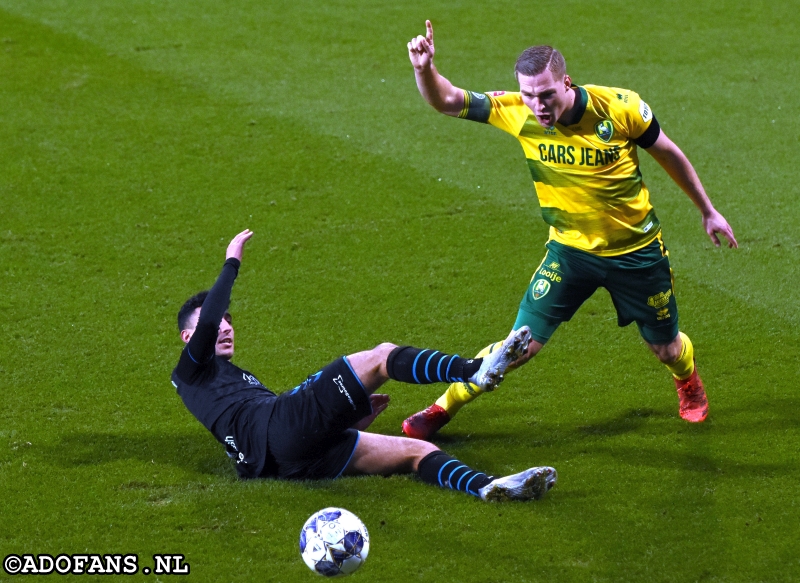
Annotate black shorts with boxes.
[262,357,372,480]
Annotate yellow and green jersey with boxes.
[460,85,661,256]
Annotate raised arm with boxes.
[186,230,253,363]
[408,20,465,117]
[645,132,738,248]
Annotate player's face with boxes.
[181,307,236,360]
[517,70,572,128]
[216,312,235,359]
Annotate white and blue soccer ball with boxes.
[299,508,370,577]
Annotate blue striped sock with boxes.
[386,347,482,385]
[417,452,493,497]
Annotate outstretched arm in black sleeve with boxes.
[186,258,241,364]
[185,229,254,364]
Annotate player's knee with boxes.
[654,351,672,364]
[372,342,398,360]
[650,336,681,364]
[402,438,439,470]
[391,437,439,474]
[362,343,397,378]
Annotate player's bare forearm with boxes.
[647,132,738,248]
[414,65,465,116]
[647,133,712,212]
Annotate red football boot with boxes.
[674,364,708,422]
[401,403,451,440]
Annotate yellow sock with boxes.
[666,332,695,380]
[434,341,503,417]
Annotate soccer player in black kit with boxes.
[172,229,557,502]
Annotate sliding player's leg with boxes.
[402,325,547,440]
[266,329,555,498]
[343,432,557,501]
[345,327,532,397]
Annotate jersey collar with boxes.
[558,85,587,127]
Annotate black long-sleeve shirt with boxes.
[171,258,277,479]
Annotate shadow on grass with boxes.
[42,397,799,482]
[433,407,671,447]
[43,431,233,476]
[433,405,798,478]
[575,407,662,436]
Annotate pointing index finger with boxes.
[426,19,433,44]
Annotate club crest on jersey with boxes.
[594,120,614,143]
[532,279,551,300]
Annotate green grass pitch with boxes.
[1,1,798,581]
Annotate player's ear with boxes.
[180,329,193,344]
[563,74,572,90]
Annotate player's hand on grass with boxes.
[408,20,435,71]
[702,210,738,248]
[351,394,390,431]
[226,229,254,261]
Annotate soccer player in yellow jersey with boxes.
[402,20,738,439]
